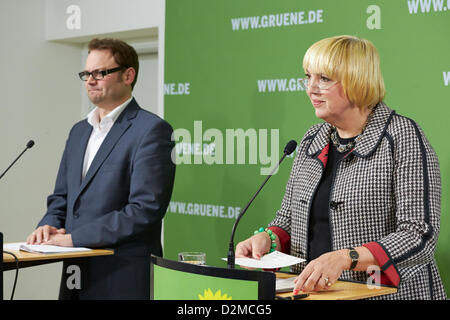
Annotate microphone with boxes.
[26,140,35,148]
[0,140,35,180]
[227,139,297,269]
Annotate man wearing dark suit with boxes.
[26,38,175,299]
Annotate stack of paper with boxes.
[3,242,92,254]
[224,251,305,269]
[276,276,297,293]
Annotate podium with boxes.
[1,234,114,300]
[150,255,275,300]
[150,255,398,300]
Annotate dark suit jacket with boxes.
[38,98,175,299]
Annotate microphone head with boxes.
[26,140,35,149]
[284,140,297,155]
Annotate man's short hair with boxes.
[88,38,139,90]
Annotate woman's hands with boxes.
[235,232,277,260]
[293,249,350,293]
[237,234,377,293]
[293,246,377,293]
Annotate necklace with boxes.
[330,107,375,153]
[330,129,358,153]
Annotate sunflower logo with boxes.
[198,288,232,300]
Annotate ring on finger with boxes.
[323,277,332,287]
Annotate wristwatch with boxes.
[347,247,359,270]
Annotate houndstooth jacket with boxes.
[269,102,447,299]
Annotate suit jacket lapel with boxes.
[306,122,332,157]
[75,99,139,201]
[71,122,92,188]
[80,120,131,189]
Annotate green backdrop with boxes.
[163,0,450,295]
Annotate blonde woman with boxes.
[236,35,446,299]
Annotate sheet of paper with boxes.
[223,251,305,269]
[3,243,22,251]
[276,276,297,293]
[3,242,92,254]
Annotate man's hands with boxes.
[26,225,73,247]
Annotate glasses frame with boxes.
[78,66,125,81]
[299,77,338,91]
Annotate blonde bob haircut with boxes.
[303,35,385,110]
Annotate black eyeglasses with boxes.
[78,66,125,81]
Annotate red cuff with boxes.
[363,242,400,287]
[267,226,290,254]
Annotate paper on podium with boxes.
[225,251,305,269]
[3,242,92,254]
[276,276,297,292]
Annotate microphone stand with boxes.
[0,140,34,180]
[0,140,34,300]
[227,149,292,269]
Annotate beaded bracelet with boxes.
[254,227,277,253]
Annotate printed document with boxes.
[224,251,305,269]
[3,242,92,254]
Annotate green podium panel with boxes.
[150,255,275,300]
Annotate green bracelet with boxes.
[254,227,277,253]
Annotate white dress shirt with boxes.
[82,97,133,179]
